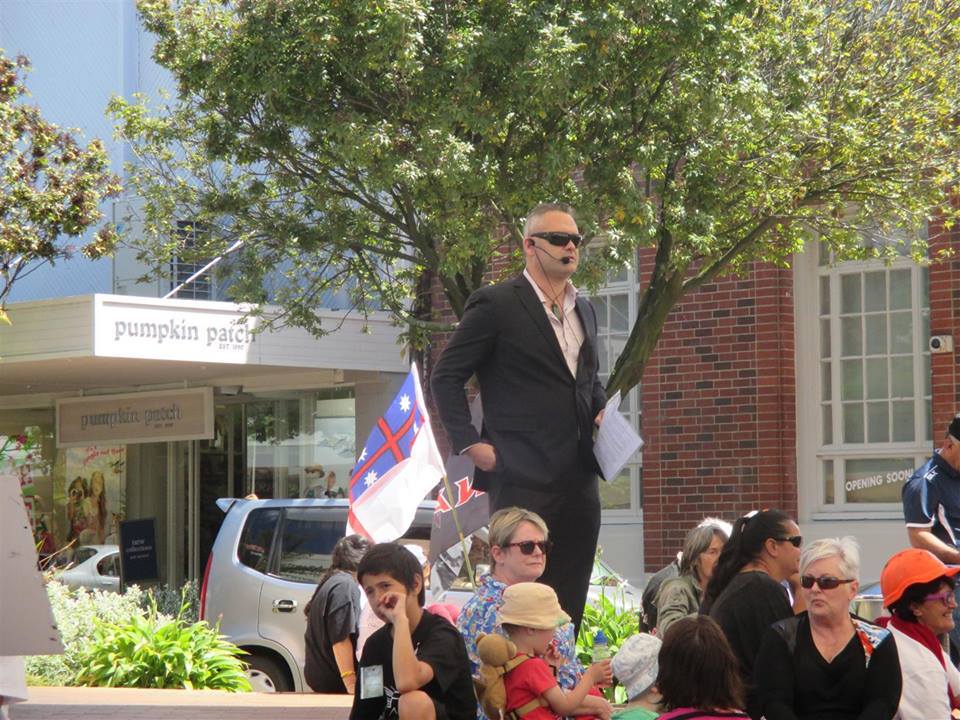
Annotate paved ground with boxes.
[9,686,354,719]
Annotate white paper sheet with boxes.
[593,391,644,482]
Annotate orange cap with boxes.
[880,548,960,607]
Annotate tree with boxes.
[0,53,121,320]
[112,0,960,395]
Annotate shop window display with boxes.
[1,411,128,565]
[63,446,126,546]
[245,389,356,500]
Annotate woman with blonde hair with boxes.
[456,506,609,719]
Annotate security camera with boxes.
[930,335,954,354]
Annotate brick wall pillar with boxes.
[639,254,797,569]
[928,198,960,437]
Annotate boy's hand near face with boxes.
[378,590,408,625]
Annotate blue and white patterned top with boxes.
[456,573,584,701]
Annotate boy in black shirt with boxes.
[350,543,476,720]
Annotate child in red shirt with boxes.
[498,583,612,719]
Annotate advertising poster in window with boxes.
[60,446,126,548]
[0,432,56,559]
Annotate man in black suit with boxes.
[430,202,606,632]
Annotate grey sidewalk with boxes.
[9,686,353,719]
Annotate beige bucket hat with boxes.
[498,582,571,630]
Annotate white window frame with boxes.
[795,242,931,520]
[170,220,215,300]
[589,265,642,520]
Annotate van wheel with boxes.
[245,654,292,693]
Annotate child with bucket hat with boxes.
[489,583,613,719]
[611,634,663,719]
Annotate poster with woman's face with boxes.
[61,446,126,548]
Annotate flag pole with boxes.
[440,473,476,590]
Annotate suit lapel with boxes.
[574,296,596,344]
[512,276,568,369]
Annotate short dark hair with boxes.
[357,542,425,605]
[656,615,745,712]
[523,202,577,236]
[889,575,956,622]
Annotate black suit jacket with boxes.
[430,275,607,494]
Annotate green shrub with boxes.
[26,581,157,686]
[143,580,199,624]
[75,601,250,691]
[577,590,641,704]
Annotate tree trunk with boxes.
[605,268,686,397]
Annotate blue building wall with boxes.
[0,0,171,301]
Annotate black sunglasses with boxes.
[502,540,554,555]
[528,231,583,248]
[800,574,855,590]
[774,535,803,548]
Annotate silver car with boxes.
[56,544,121,593]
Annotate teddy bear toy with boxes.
[475,632,520,719]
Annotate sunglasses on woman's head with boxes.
[502,540,553,555]
[800,574,855,590]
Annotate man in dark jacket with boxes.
[430,202,606,632]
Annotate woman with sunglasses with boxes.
[878,548,960,719]
[753,537,901,720]
[700,509,802,713]
[457,506,610,720]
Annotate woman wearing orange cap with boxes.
[879,548,960,719]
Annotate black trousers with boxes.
[489,478,601,637]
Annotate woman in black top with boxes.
[700,509,802,713]
[753,537,900,720]
[304,534,371,693]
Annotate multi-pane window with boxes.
[589,265,641,514]
[170,221,214,300]
[817,243,931,510]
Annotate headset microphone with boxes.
[532,242,572,265]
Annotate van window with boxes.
[238,508,281,573]
[275,507,349,583]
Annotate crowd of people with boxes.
[300,501,960,720]
[296,203,960,720]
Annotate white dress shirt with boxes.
[523,269,585,378]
